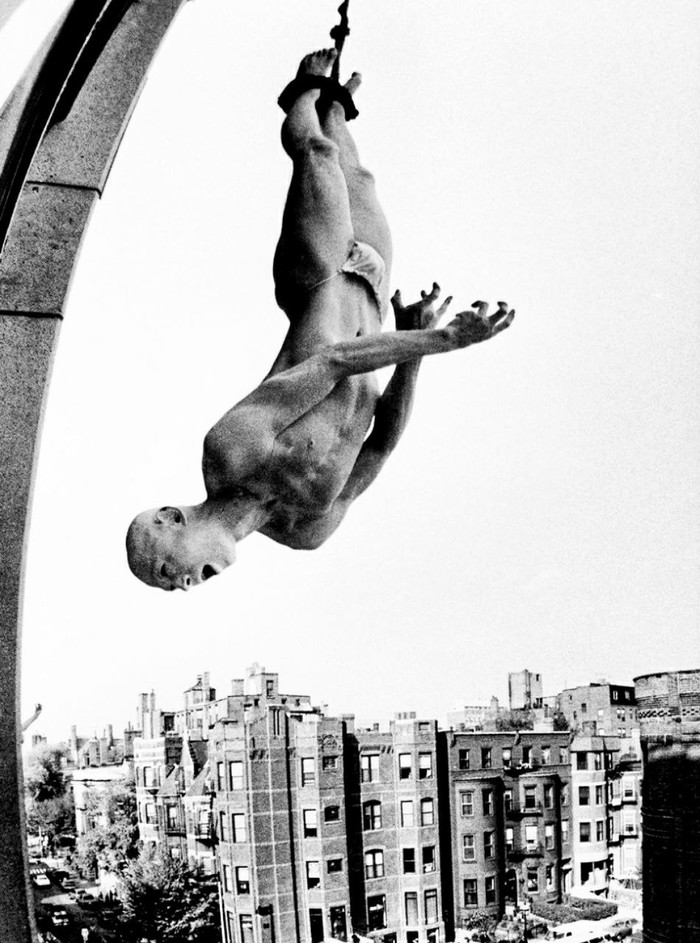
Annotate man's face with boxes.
[127,506,236,591]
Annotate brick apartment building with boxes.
[133,667,601,943]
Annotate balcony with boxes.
[193,823,215,843]
[507,843,544,860]
[506,802,543,820]
[504,763,541,777]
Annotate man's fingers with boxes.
[491,309,515,334]
[421,282,441,304]
[488,302,510,326]
[435,296,453,320]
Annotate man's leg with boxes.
[273,50,355,306]
[320,75,393,279]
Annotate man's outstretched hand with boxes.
[391,284,515,347]
[391,282,452,331]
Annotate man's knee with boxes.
[282,121,339,161]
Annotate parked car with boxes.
[33,874,51,887]
[606,918,639,941]
[48,906,70,927]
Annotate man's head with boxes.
[126,505,237,591]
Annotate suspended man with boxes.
[127,49,514,591]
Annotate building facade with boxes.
[635,669,700,943]
[557,683,637,738]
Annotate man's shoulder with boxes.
[203,407,273,494]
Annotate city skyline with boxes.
[3,2,699,745]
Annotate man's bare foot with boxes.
[298,49,337,78]
[344,71,362,95]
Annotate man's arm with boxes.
[337,284,449,502]
[232,291,514,440]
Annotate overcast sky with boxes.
[3,0,699,744]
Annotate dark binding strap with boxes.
[278,75,359,121]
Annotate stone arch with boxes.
[0,1,188,937]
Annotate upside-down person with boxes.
[126,49,514,591]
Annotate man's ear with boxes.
[155,506,186,526]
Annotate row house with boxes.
[438,731,572,939]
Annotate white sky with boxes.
[3,0,699,743]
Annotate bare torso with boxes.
[204,273,385,548]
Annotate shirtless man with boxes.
[126,49,513,591]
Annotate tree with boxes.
[74,779,139,877]
[118,846,220,943]
[24,743,68,802]
[552,710,570,731]
[26,793,74,847]
[495,710,534,732]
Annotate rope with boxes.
[329,0,350,82]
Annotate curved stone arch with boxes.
[0,1,189,937]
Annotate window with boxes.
[545,824,554,849]
[217,762,225,790]
[222,863,232,893]
[581,702,587,714]
[367,895,386,931]
[266,679,275,697]
[424,889,438,923]
[232,812,247,843]
[240,915,254,943]
[593,753,603,771]
[229,760,244,790]
[484,831,494,859]
[579,786,590,806]
[502,746,512,766]
[576,752,588,771]
[361,754,379,783]
[623,778,636,800]
[624,813,637,834]
[481,747,492,769]
[561,784,569,806]
[460,791,474,816]
[546,864,554,890]
[324,805,340,823]
[419,753,433,779]
[402,847,416,874]
[363,800,382,831]
[365,849,384,879]
[420,798,435,826]
[302,757,316,786]
[235,866,250,894]
[427,931,438,943]
[407,934,419,943]
[559,747,568,764]
[304,808,318,838]
[322,755,338,770]
[521,745,531,765]
[482,789,493,815]
[166,804,177,828]
[398,753,412,779]
[612,690,619,701]
[544,784,553,809]
[422,845,436,873]
[505,827,514,852]
[524,785,537,809]
[579,821,591,843]
[306,860,321,889]
[595,785,604,805]
[458,748,470,770]
[462,834,475,861]
[596,820,605,841]
[504,788,513,812]
[541,745,551,765]
[485,875,496,905]
[405,892,418,925]
[525,824,538,851]
[527,868,539,892]
[562,820,569,841]
[219,811,229,841]
[401,800,414,827]
[464,879,478,907]
[327,858,343,873]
